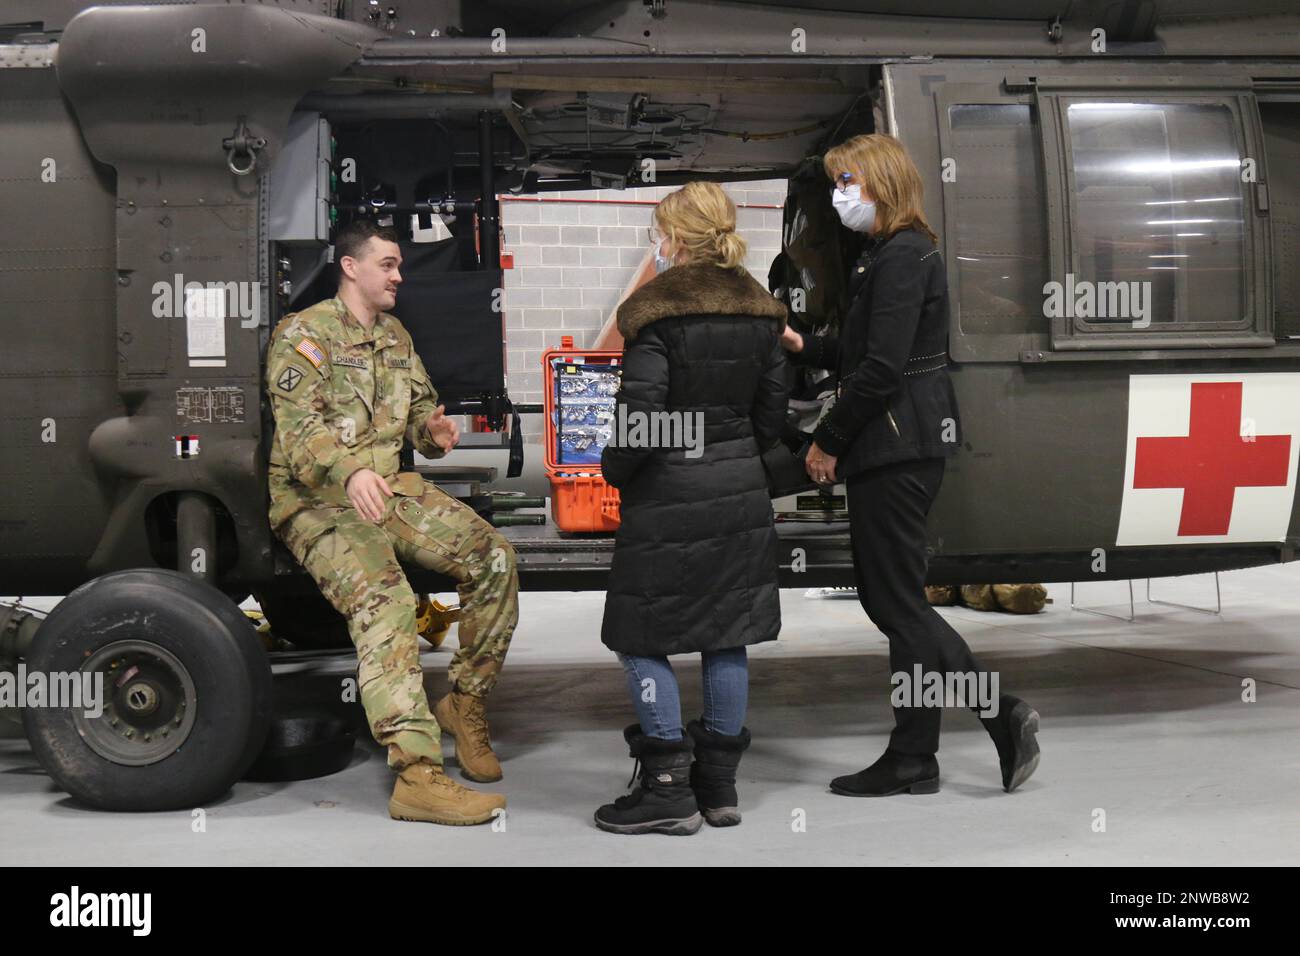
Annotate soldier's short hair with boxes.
[334,219,400,270]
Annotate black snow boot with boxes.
[829,748,940,797]
[594,724,702,835]
[686,719,751,827]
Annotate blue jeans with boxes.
[617,647,749,740]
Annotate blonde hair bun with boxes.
[654,181,748,271]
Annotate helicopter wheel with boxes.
[23,569,272,811]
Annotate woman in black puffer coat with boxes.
[594,181,788,836]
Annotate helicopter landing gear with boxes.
[22,569,272,811]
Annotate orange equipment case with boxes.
[542,346,623,532]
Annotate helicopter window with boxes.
[948,104,1049,338]
[1063,101,1248,333]
[930,73,1270,359]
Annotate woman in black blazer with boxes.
[782,134,1041,797]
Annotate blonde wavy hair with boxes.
[822,134,939,244]
[654,181,748,271]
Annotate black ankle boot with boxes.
[981,695,1040,792]
[686,719,751,827]
[829,748,940,797]
[594,724,702,835]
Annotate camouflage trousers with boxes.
[278,483,519,770]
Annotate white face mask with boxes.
[831,184,876,233]
[653,239,673,274]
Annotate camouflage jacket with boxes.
[265,296,445,530]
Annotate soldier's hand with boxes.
[345,468,393,523]
[425,404,460,452]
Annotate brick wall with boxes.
[501,179,788,441]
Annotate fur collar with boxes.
[616,262,788,340]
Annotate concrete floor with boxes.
[1,566,1297,866]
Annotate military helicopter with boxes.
[1,0,1297,810]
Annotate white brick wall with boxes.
[502,180,788,441]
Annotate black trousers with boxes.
[846,457,989,756]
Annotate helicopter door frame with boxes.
[1033,75,1273,353]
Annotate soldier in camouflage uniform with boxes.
[265,220,517,826]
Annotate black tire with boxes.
[243,710,356,782]
[22,568,273,812]
[252,585,353,650]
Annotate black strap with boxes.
[506,401,523,479]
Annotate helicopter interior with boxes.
[282,59,877,427]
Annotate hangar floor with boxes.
[1,565,1297,866]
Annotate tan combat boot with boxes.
[388,763,506,826]
[433,692,503,782]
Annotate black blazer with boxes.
[793,225,961,479]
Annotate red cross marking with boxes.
[1133,381,1291,536]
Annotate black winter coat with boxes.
[600,262,788,657]
[794,226,961,479]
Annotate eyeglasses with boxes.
[646,225,665,244]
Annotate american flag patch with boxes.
[295,338,325,368]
